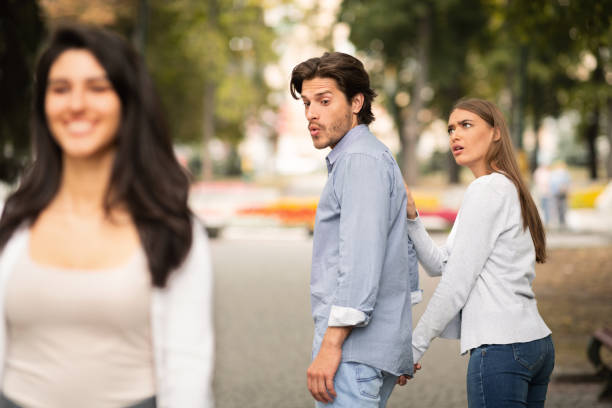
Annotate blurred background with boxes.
[1,0,611,407]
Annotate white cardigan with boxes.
[409,173,551,362]
[0,220,214,407]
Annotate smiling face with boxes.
[45,49,121,161]
[300,77,363,149]
[447,108,499,178]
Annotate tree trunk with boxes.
[401,11,430,185]
[200,0,218,181]
[530,112,542,173]
[585,106,599,180]
[201,81,215,180]
[607,97,612,180]
[447,152,460,184]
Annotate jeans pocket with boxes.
[355,363,384,400]
[512,339,546,371]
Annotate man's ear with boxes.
[352,93,364,115]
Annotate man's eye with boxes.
[321,99,330,105]
[303,101,310,107]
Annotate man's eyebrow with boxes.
[313,90,333,97]
[302,90,333,99]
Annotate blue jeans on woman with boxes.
[467,335,555,408]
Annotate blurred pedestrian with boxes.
[550,160,571,227]
[401,99,554,408]
[0,25,213,407]
[290,52,420,407]
[534,163,552,225]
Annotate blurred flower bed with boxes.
[237,193,459,231]
[238,198,318,231]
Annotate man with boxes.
[290,52,420,407]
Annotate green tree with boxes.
[0,0,45,183]
[340,0,489,184]
[145,0,276,179]
[466,0,611,179]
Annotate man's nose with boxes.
[306,105,319,121]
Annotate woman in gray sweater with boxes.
[400,99,554,407]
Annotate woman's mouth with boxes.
[452,145,464,155]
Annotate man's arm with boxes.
[305,153,392,402]
[307,326,352,403]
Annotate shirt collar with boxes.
[325,124,368,172]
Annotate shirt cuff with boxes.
[412,344,424,363]
[411,289,423,305]
[328,305,368,327]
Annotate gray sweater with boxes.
[409,172,551,362]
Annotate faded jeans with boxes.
[315,362,398,408]
[467,335,555,408]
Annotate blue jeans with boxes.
[315,362,397,408]
[467,335,555,408]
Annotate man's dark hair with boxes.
[290,52,376,125]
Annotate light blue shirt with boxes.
[310,124,419,376]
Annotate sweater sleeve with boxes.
[406,215,450,277]
[412,181,507,362]
[158,220,214,407]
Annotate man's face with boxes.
[300,77,361,149]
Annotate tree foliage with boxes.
[340,0,612,182]
[0,0,45,183]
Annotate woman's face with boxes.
[447,108,498,177]
[45,49,121,160]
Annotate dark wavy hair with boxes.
[0,24,193,287]
[290,52,376,124]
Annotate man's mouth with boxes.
[309,124,322,137]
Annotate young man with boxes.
[290,52,420,407]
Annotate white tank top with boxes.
[2,247,155,408]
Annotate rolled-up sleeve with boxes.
[327,153,391,327]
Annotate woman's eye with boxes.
[448,128,455,135]
[49,86,69,94]
[464,123,472,128]
[89,83,112,92]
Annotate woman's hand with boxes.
[404,183,418,220]
[396,363,422,385]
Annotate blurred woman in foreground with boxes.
[400,99,554,407]
[0,25,213,407]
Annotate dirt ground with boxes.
[534,245,612,373]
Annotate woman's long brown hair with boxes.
[453,98,546,263]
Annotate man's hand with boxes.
[396,363,422,386]
[307,342,342,402]
[307,326,352,403]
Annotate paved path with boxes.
[210,234,611,407]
